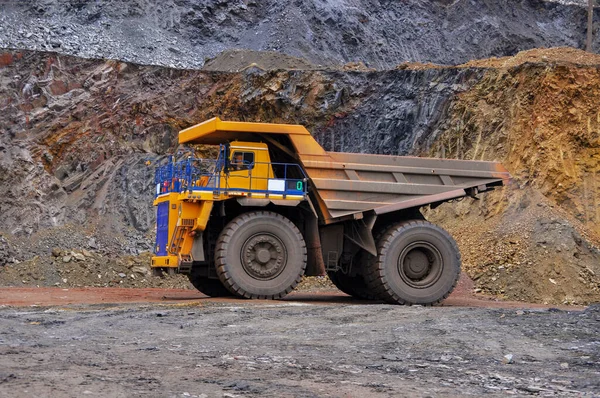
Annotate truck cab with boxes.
[224,141,268,191]
[152,138,308,276]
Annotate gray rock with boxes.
[0,0,595,70]
[0,237,11,266]
[503,354,514,364]
[131,266,150,276]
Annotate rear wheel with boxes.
[215,211,307,299]
[187,268,233,297]
[365,220,461,305]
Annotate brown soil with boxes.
[427,50,600,305]
[427,189,600,306]
[396,61,445,70]
[0,273,582,309]
[342,61,376,72]
[459,46,600,68]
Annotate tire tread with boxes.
[215,211,307,300]
[364,220,461,306]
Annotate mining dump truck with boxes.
[151,117,510,305]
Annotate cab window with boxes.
[231,151,255,171]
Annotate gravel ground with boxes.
[0,300,598,397]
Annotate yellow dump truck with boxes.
[152,117,510,305]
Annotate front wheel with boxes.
[365,220,461,305]
[215,211,307,299]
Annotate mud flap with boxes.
[190,233,205,262]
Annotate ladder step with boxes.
[178,254,193,274]
[169,225,189,254]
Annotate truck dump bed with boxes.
[179,118,510,222]
[301,151,508,220]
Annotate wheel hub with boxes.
[397,241,443,288]
[404,250,430,279]
[256,248,271,264]
[241,233,287,280]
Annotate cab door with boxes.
[227,150,255,191]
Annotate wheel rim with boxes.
[397,241,443,288]
[240,233,288,280]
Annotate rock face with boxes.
[0,236,12,266]
[0,0,597,69]
[423,49,600,304]
[1,48,600,304]
[0,51,491,240]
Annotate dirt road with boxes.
[0,272,582,309]
[0,286,598,397]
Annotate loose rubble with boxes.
[0,250,190,289]
[0,0,597,69]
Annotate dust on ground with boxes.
[0,273,584,309]
[0,298,597,397]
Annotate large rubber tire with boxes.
[187,268,233,297]
[328,270,378,300]
[215,211,307,299]
[365,220,461,305]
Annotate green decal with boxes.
[296,181,303,191]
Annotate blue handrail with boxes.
[154,156,308,198]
